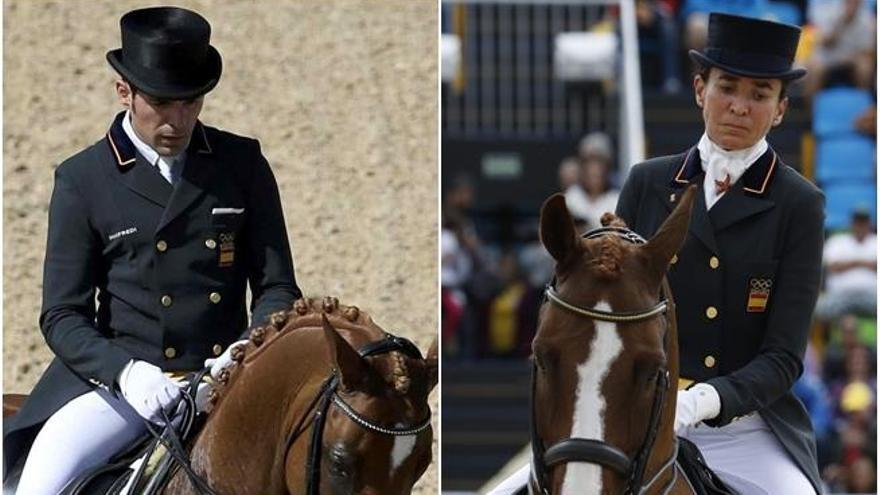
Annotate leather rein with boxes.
[530,227,679,495]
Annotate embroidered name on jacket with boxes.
[108,227,138,241]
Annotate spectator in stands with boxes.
[805,0,876,97]
[845,456,877,493]
[831,345,876,417]
[557,156,580,191]
[816,208,877,320]
[636,0,683,93]
[577,130,614,167]
[443,175,505,360]
[442,224,471,358]
[486,252,536,357]
[564,157,620,230]
[824,313,877,383]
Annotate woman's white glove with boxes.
[204,340,248,379]
[674,383,721,433]
[117,360,183,424]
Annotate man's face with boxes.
[694,68,788,150]
[116,80,204,156]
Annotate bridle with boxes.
[530,227,679,495]
[284,333,433,495]
[143,333,431,495]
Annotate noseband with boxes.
[531,227,679,495]
[285,333,433,495]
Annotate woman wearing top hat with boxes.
[616,12,824,494]
[3,6,301,493]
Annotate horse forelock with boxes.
[588,236,625,281]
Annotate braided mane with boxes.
[207,296,413,408]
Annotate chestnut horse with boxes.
[529,186,697,495]
[5,296,437,495]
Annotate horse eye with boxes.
[328,445,354,478]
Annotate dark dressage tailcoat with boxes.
[4,112,302,474]
[615,146,825,493]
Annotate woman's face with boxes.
[694,68,788,150]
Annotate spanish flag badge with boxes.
[747,278,772,313]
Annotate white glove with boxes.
[204,339,248,380]
[117,360,183,424]
[674,383,721,433]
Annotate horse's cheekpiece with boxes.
[533,225,678,495]
[288,332,432,495]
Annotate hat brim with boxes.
[106,46,222,100]
[689,50,806,81]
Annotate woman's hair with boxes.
[696,66,789,100]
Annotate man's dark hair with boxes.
[696,66,789,100]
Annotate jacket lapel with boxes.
[655,147,720,254]
[708,148,778,232]
[156,123,215,233]
[106,112,172,208]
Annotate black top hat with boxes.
[107,7,222,99]
[689,13,806,81]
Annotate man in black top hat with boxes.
[616,12,823,494]
[3,7,301,492]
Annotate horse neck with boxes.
[166,328,332,495]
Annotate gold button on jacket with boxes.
[705,306,718,319]
[704,355,716,368]
[156,240,168,252]
[209,292,222,304]
[212,344,223,356]
[160,295,173,307]
[164,347,177,359]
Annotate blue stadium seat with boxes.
[813,88,874,138]
[681,0,765,19]
[824,182,877,232]
[764,1,803,25]
[816,134,876,184]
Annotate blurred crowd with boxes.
[632,0,876,99]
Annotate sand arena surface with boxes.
[3,1,438,491]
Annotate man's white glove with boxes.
[674,382,721,433]
[117,360,183,424]
[204,339,248,380]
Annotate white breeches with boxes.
[681,414,816,495]
[15,389,147,495]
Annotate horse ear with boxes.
[322,314,367,392]
[540,193,579,263]
[425,337,438,393]
[643,185,697,276]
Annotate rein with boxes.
[284,333,432,495]
[530,226,679,495]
